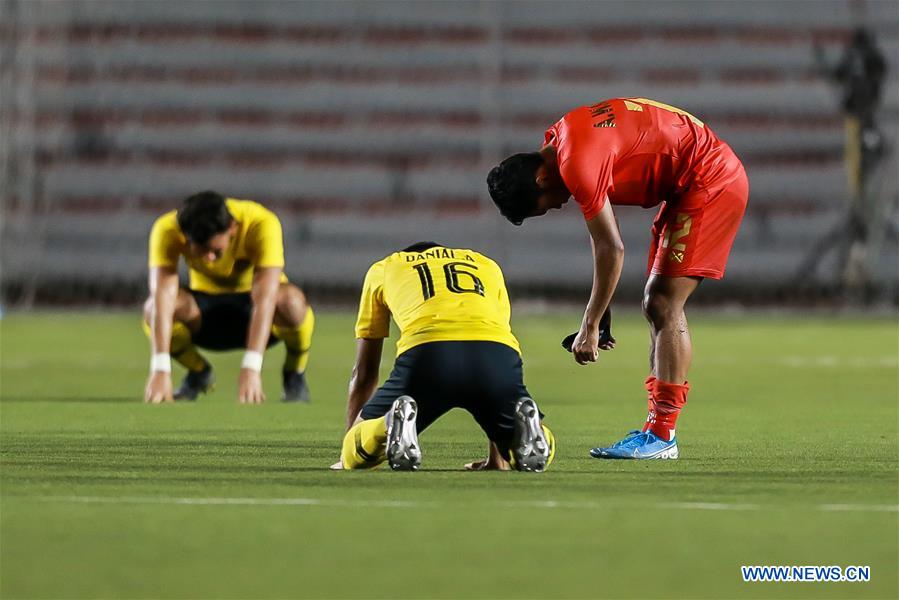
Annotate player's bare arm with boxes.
[144,266,179,403]
[238,266,281,404]
[346,338,383,430]
[573,200,624,365]
[329,337,383,470]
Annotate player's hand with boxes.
[563,308,614,352]
[465,441,511,470]
[565,329,616,352]
[238,369,265,404]
[144,371,173,404]
[598,328,616,350]
[597,307,615,350]
[464,458,511,471]
[572,325,600,365]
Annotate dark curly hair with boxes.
[402,241,442,252]
[177,191,233,244]
[486,152,544,226]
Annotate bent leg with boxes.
[341,345,449,469]
[142,290,207,373]
[272,284,314,373]
[341,416,388,469]
[636,167,746,444]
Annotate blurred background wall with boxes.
[2,0,897,306]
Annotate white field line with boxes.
[658,502,760,511]
[19,495,899,513]
[26,496,424,508]
[818,504,899,513]
[779,356,897,368]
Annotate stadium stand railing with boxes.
[2,0,897,304]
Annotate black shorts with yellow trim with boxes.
[189,290,279,351]
[360,340,538,448]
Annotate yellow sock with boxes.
[141,320,207,373]
[273,305,314,373]
[542,423,556,469]
[341,417,388,469]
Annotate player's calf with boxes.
[340,416,388,469]
[273,288,314,402]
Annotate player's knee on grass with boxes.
[341,417,388,470]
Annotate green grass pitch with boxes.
[1,311,897,599]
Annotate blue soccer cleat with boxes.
[590,430,678,459]
[607,430,642,448]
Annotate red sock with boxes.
[646,379,690,441]
[641,376,657,432]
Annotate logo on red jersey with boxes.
[589,102,616,128]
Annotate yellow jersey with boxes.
[148,198,288,294]
[355,246,520,356]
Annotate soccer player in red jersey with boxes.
[487,98,749,459]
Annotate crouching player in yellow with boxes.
[143,191,314,404]
[340,242,554,472]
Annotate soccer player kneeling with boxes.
[143,191,314,404]
[339,242,555,472]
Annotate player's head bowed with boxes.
[487,153,545,226]
[177,191,234,245]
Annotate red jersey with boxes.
[544,98,744,220]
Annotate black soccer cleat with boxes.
[281,370,310,403]
[173,364,214,401]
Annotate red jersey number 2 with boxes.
[662,214,693,264]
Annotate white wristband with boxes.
[241,350,264,372]
[150,353,171,373]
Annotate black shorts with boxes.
[189,290,278,351]
[360,341,535,448]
